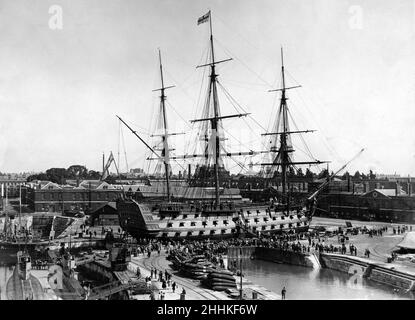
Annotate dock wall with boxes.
[227,246,318,268]
[226,248,415,291]
[319,253,415,291]
[227,246,256,259]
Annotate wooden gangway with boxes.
[87,280,148,300]
[74,255,96,266]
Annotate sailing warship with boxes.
[116,11,329,240]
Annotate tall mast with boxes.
[195,10,247,208]
[280,47,288,200]
[19,184,22,234]
[158,49,171,202]
[262,48,328,213]
[208,12,221,207]
[122,50,176,202]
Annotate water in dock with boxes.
[241,259,415,300]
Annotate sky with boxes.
[0,0,414,176]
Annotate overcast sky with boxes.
[0,0,414,176]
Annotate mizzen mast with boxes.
[262,48,328,213]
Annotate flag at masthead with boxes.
[197,11,210,25]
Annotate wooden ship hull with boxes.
[117,198,311,240]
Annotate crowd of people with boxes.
[120,222,415,300]
[139,246,187,300]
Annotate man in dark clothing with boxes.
[180,288,186,300]
[281,287,286,300]
[172,282,176,293]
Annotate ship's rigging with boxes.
[115,10,366,242]
[260,48,329,204]
[118,10,332,209]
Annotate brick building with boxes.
[0,177,27,198]
[315,179,415,223]
[25,180,123,214]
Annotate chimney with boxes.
[376,182,380,189]
[395,182,400,196]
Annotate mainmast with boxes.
[208,12,221,207]
[195,10,233,207]
[279,48,289,198]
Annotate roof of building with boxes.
[362,189,396,198]
[79,180,121,190]
[89,201,117,215]
[40,181,62,190]
[122,185,142,193]
[313,177,342,183]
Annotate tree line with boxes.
[26,165,102,184]
[273,168,377,180]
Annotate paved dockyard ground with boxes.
[129,254,230,300]
[128,253,280,300]
[310,217,415,274]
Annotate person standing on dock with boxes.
[181,288,186,300]
[281,287,286,300]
